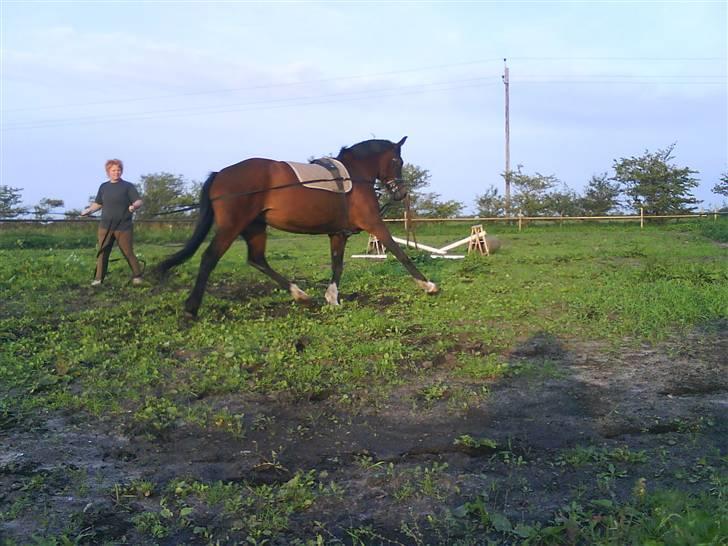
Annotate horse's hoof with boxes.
[183,305,198,320]
[289,283,311,302]
[416,280,439,294]
[324,283,340,306]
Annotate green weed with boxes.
[454,434,498,451]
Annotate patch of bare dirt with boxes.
[1,324,726,543]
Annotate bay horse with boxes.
[154,137,438,317]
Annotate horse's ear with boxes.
[397,136,408,148]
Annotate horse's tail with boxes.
[154,172,217,275]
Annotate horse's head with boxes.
[338,136,409,201]
[378,136,408,201]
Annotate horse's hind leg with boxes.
[242,222,310,302]
[184,227,238,317]
[325,232,348,305]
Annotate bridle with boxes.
[378,150,407,201]
[380,177,406,200]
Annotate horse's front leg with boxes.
[326,232,348,305]
[366,225,438,294]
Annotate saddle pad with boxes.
[285,158,352,193]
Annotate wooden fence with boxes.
[383,210,727,231]
[1,210,725,230]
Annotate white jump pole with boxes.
[437,234,478,253]
[391,236,446,255]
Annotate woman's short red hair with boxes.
[105,159,124,173]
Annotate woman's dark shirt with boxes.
[94,180,140,231]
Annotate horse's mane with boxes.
[337,139,394,160]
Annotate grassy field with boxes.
[1,219,727,544]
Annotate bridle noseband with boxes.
[380,177,406,201]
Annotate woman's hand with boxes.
[81,203,101,216]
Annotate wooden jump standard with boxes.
[352,225,496,259]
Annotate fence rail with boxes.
[0,211,725,228]
[387,212,726,222]
[384,210,727,230]
[0,218,196,224]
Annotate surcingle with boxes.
[285,158,352,193]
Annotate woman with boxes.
[81,159,144,285]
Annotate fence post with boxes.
[640,207,644,229]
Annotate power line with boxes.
[3,61,725,131]
[2,56,723,113]
[509,56,725,61]
[3,78,501,131]
[1,58,506,114]
[519,79,725,84]
[519,74,725,79]
[4,76,498,129]
[4,74,724,131]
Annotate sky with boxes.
[2,0,727,214]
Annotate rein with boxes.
[90,215,147,276]
[208,175,386,202]
[153,176,400,217]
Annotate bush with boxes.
[696,217,728,242]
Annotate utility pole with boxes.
[502,58,511,215]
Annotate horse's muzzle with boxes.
[383,178,406,201]
[392,189,407,201]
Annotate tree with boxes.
[509,165,559,216]
[474,185,505,217]
[579,173,622,215]
[0,185,26,218]
[611,144,700,214]
[712,172,728,198]
[32,198,64,220]
[136,172,194,219]
[186,179,203,201]
[414,192,464,218]
[544,185,582,216]
[381,163,432,218]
